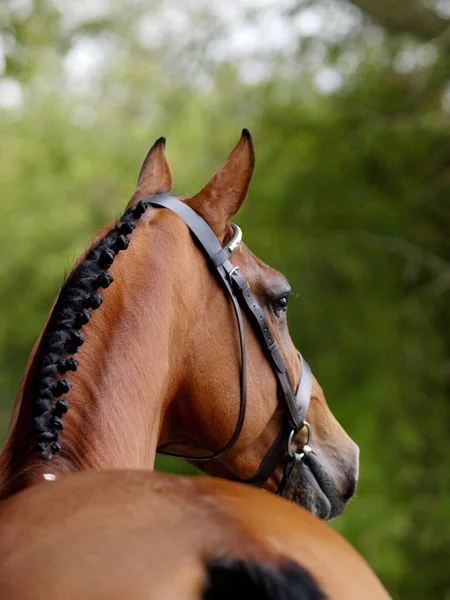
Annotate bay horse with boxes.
[0,131,390,599]
[0,130,358,520]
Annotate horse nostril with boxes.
[342,444,360,502]
[343,472,358,502]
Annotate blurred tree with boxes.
[348,0,450,40]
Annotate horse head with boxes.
[0,131,358,519]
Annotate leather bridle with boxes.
[149,194,313,492]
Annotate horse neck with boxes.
[0,215,190,498]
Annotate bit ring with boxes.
[287,420,312,458]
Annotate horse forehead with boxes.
[239,246,288,294]
[145,210,287,293]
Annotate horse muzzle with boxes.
[278,444,359,521]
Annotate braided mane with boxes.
[32,199,151,461]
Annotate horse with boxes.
[0,130,358,522]
[0,131,390,598]
[0,470,390,599]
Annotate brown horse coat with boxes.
[0,132,390,599]
[0,470,390,600]
[0,132,358,521]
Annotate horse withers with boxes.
[0,130,358,520]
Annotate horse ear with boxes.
[186,129,255,241]
[127,137,173,208]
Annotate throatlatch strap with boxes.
[243,427,290,487]
[148,194,247,462]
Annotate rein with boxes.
[148,194,313,490]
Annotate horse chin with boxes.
[280,454,346,521]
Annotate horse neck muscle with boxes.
[0,217,187,498]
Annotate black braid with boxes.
[32,200,150,461]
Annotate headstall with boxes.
[149,194,313,491]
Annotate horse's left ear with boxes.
[187,129,255,242]
[127,137,173,208]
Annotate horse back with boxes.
[0,470,389,600]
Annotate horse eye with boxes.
[273,295,289,317]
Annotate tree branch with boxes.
[348,0,450,41]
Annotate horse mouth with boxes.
[281,453,347,521]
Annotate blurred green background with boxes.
[1,0,449,597]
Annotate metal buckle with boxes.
[228,224,242,253]
[287,421,313,459]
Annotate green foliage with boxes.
[1,1,449,598]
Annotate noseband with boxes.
[150,194,313,491]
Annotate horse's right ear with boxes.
[127,137,173,208]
